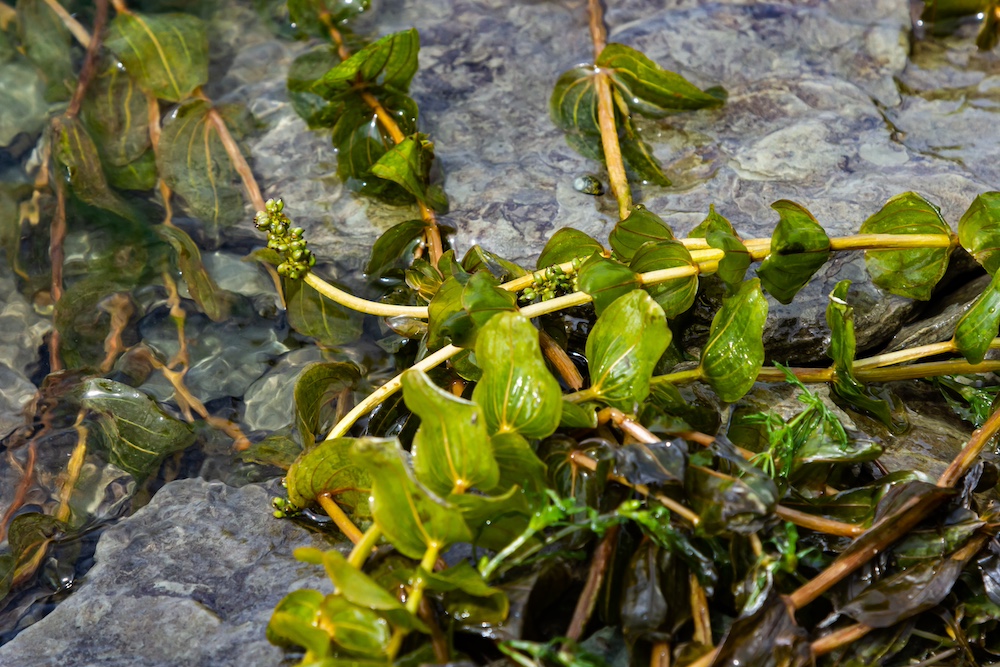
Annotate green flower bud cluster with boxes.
[271,495,300,519]
[519,259,580,303]
[254,198,316,280]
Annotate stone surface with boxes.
[217,0,996,361]
[0,478,340,667]
[0,267,49,438]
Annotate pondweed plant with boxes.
[2,1,1000,666]
[256,2,1000,666]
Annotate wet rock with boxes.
[886,272,991,352]
[0,267,49,437]
[210,0,993,360]
[242,346,326,432]
[0,478,339,667]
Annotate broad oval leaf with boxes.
[827,280,905,431]
[427,275,469,350]
[700,278,767,402]
[707,229,751,291]
[757,200,831,304]
[350,437,473,558]
[549,65,600,134]
[319,596,391,657]
[586,290,670,410]
[859,192,954,301]
[313,29,419,99]
[609,207,674,261]
[422,561,510,625]
[81,59,151,167]
[284,276,364,347]
[81,378,195,481]
[577,253,640,316]
[489,431,548,495]
[316,549,427,632]
[371,133,447,212]
[472,312,562,438]
[958,192,1000,275]
[954,270,1000,364]
[596,43,725,116]
[461,271,518,335]
[53,116,137,222]
[537,228,604,269]
[629,240,698,318]
[157,99,243,236]
[365,219,426,278]
[287,45,344,128]
[285,437,372,519]
[105,12,208,102]
[293,362,361,448]
[403,369,499,495]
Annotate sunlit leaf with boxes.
[700,279,767,402]
[105,11,208,102]
[427,275,469,350]
[403,369,499,496]
[537,228,604,269]
[422,561,509,625]
[688,204,738,239]
[609,207,674,261]
[0,513,65,600]
[587,290,669,410]
[489,431,548,495]
[312,29,419,99]
[294,362,360,448]
[596,43,725,116]
[285,437,372,518]
[82,378,195,481]
[155,224,234,322]
[549,65,600,134]
[576,253,640,316]
[266,589,327,656]
[16,0,73,101]
[461,246,528,281]
[757,200,830,304]
[629,240,698,318]
[319,596,391,657]
[958,192,1000,276]
[859,192,954,301]
[365,219,426,278]
[53,116,137,221]
[954,270,1000,364]
[472,312,562,439]
[559,400,599,429]
[827,280,905,430]
[461,270,518,336]
[284,276,364,347]
[371,133,447,212]
[157,99,242,236]
[81,59,151,168]
[350,437,472,558]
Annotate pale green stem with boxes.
[347,525,382,569]
[386,542,441,659]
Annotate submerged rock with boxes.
[0,478,339,667]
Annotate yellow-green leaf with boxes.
[700,279,767,402]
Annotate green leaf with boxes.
[629,240,698,318]
[334,102,414,205]
[958,192,1000,275]
[238,432,302,470]
[294,362,361,448]
[16,0,73,101]
[155,225,234,322]
[559,400,599,429]
[53,116,137,222]
[537,228,604,269]
[81,59,151,168]
[156,99,242,237]
[284,277,364,347]
[104,150,158,191]
[461,270,518,335]
[105,12,208,102]
[287,45,343,128]
[609,207,674,261]
[859,192,953,301]
[350,437,473,558]
[596,43,725,116]
[619,127,671,187]
[757,200,831,304]
[472,312,562,438]
[576,253,640,316]
[287,0,371,38]
[313,29,419,99]
[403,369,499,495]
[0,513,65,600]
[700,279,768,402]
[422,561,509,625]
[707,229,751,291]
[82,378,195,481]
[461,246,528,281]
[316,549,427,632]
[267,589,327,655]
[587,290,670,410]
[365,219,426,278]
[489,431,548,495]
[370,134,447,212]
[827,280,904,430]
[285,437,372,519]
[318,596,391,657]
[549,65,600,134]
[954,270,1000,364]
[689,204,739,239]
[427,275,469,350]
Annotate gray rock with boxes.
[0,478,340,667]
[216,0,993,361]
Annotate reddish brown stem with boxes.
[564,524,620,642]
[65,0,108,118]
